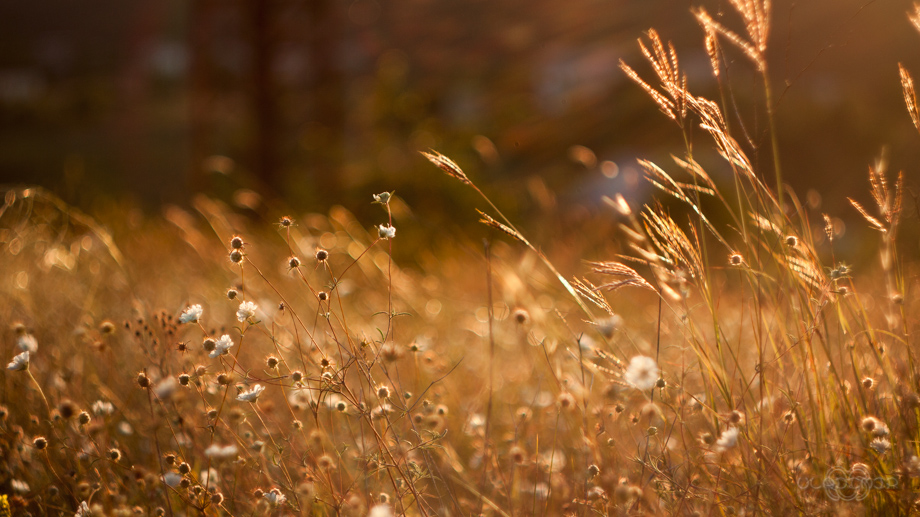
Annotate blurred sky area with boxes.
[0,0,919,247]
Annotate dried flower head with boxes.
[266,356,279,369]
[229,250,243,264]
[178,373,190,386]
[136,372,150,388]
[785,235,798,247]
[230,236,244,250]
[78,411,91,425]
[33,436,47,450]
[512,308,530,325]
[729,253,743,266]
[279,216,293,227]
[288,256,300,269]
[861,416,880,433]
[315,248,329,262]
[377,386,391,399]
[317,291,328,301]
[109,448,122,461]
[227,289,238,300]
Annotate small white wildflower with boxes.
[237,384,265,403]
[368,504,394,517]
[204,443,239,459]
[237,301,258,322]
[17,334,38,353]
[715,427,740,452]
[75,501,90,517]
[200,468,219,485]
[91,400,115,416]
[7,351,29,371]
[870,437,891,455]
[153,377,178,399]
[264,488,287,506]
[209,334,234,358]
[179,304,203,324]
[373,192,392,204]
[624,355,659,390]
[163,472,182,487]
[11,479,29,493]
[377,224,396,239]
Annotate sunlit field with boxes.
[3,2,920,516]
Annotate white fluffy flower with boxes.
[11,479,29,493]
[163,472,182,487]
[263,488,287,506]
[377,224,396,239]
[715,427,740,452]
[7,351,29,371]
[237,301,258,322]
[624,355,659,390]
[17,334,38,353]
[204,443,239,459]
[369,504,394,517]
[179,304,203,324]
[870,437,891,455]
[209,335,234,358]
[75,501,90,517]
[237,384,265,403]
[92,400,115,416]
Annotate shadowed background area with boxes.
[0,0,918,261]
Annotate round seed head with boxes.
[230,236,244,250]
[137,372,150,388]
[33,436,48,450]
[229,250,243,264]
[288,256,300,268]
[315,248,328,261]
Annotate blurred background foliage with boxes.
[0,0,918,265]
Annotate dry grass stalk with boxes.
[910,3,920,34]
[899,64,920,134]
[476,209,528,245]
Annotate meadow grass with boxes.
[2,1,920,515]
